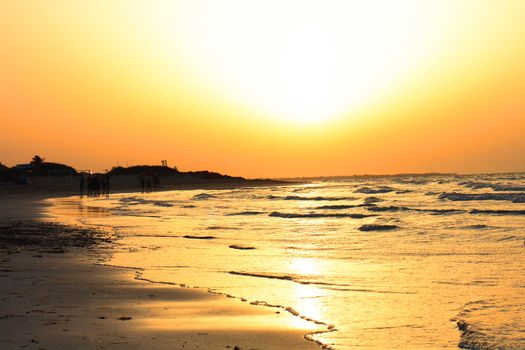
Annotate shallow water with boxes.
[45,174,525,349]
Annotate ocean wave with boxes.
[119,197,143,205]
[112,211,162,218]
[206,226,239,230]
[453,300,525,350]
[315,204,364,210]
[267,195,355,201]
[414,208,464,215]
[192,193,216,200]
[461,181,525,192]
[229,245,256,250]
[125,234,181,238]
[119,197,175,207]
[358,224,399,231]
[363,196,384,204]
[366,206,465,215]
[420,208,466,215]
[453,318,494,350]
[182,235,216,240]
[229,271,293,280]
[495,235,519,242]
[269,211,374,219]
[152,201,174,207]
[469,209,525,215]
[228,271,413,294]
[463,224,491,230]
[395,190,412,194]
[354,186,395,194]
[226,211,264,216]
[366,205,408,212]
[439,192,525,203]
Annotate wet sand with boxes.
[0,200,321,349]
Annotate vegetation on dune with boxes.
[109,165,246,181]
[30,155,45,166]
[0,162,12,182]
[184,170,244,181]
[31,162,78,176]
[1,156,249,183]
[109,165,179,176]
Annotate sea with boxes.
[45,174,525,349]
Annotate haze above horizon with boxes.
[1,1,525,177]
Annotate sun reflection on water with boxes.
[290,257,320,276]
[287,258,327,328]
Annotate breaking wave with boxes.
[366,206,408,212]
[453,300,525,350]
[358,224,399,231]
[119,197,175,207]
[366,206,465,215]
[182,235,216,240]
[228,271,414,294]
[315,204,365,210]
[461,181,525,192]
[226,211,265,216]
[267,195,355,201]
[363,196,384,204]
[269,211,374,219]
[469,209,525,215]
[354,186,395,194]
[206,226,239,230]
[192,193,216,200]
[439,192,525,203]
[229,245,256,250]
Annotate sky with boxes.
[1,1,525,178]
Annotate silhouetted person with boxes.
[97,175,102,196]
[79,173,84,198]
[87,174,93,197]
[91,175,100,197]
[99,175,104,197]
[145,174,152,193]
[105,173,110,197]
[98,175,106,196]
[139,173,146,193]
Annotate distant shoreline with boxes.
[278,171,525,181]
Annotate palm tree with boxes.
[31,155,45,167]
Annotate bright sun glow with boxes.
[147,1,455,125]
[2,1,525,175]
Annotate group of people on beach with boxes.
[79,172,161,197]
[139,173,160,193]
[80,173,110,197]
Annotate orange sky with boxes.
[1,1,525,178]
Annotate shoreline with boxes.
[0,177,299,200]
[0,195,324,349]
[0,178,301,221]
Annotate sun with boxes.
[147,1,456,125]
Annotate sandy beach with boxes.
[0,194,321,350]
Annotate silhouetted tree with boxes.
[31,155,45,166]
